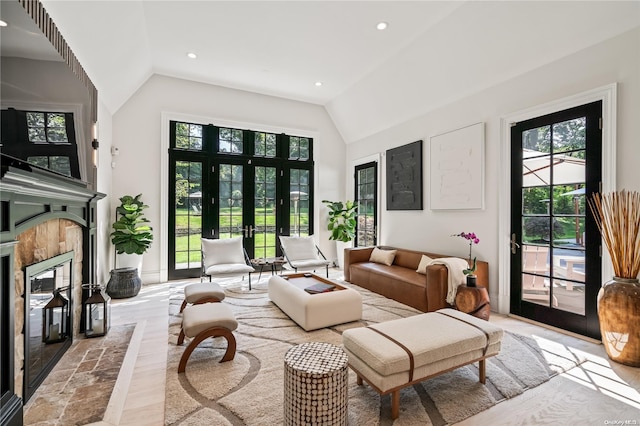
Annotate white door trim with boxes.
[497,83,617,314]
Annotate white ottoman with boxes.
[180,282,226,312]
[177,303,238,373]
[268,274,362,331]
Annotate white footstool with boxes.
[268,274,362,331]
[177,302,238,373]
[180,282,226,312]
[342,308,503,419]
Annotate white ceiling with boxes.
[20,1,640,142]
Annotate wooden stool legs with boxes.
[178,326,237,373]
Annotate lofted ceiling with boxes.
[18,1,640,143]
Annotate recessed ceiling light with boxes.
[376,22,388,31]
[0,20,8,27]
[187,52,197,59]
[315,81,323,87]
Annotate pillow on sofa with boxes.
[369,247,397,266]
[416,254,434,274]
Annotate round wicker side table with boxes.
[283,342,349,426]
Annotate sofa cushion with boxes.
[416,255,434,274]
[369,247,397,266]
[353,263,424,287]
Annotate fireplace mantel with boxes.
[1,154,105,422]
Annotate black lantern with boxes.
[83,284,109,338]
[42,287,69,344]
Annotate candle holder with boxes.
[43,286,69,344]
[82,283,110,338]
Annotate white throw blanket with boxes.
[427,257,469,305]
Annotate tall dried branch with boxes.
[588,190,640,279]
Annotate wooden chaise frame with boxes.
[350,354,497,420]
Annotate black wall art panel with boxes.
[386,140,423,210]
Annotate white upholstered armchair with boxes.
[201,237,256,288]
[278,235,331,277]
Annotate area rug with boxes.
[165,278,585,425]
[23,323,136,425]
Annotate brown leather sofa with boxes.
[344,246,489,312]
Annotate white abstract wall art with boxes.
[429,122,485,210]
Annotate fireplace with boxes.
[1,155,104,424]
[23,251,76,401]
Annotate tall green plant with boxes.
[111,194,153,255]
[322,200,357,242]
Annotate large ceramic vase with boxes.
[597,277,640,367]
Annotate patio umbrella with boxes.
[523,150,586,246]
[559,187,585,196]
[522,149,585,187]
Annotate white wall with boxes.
[0,57,93,184]
[96,100,114,286]
[345,28,640,307]
[112,75,345,283]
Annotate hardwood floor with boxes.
[87,271,639,425]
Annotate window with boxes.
[168,120,314,279]
[1,108,80,178]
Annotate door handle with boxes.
[244,225,254,238]
[511,233,521,254]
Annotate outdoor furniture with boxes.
[177,302,238,373]
[521,246,558,307]
[278,235,331,277]
[179,282,226,312]
[284,342,349,426]
[201,237,256,289]
[553,254,586,290]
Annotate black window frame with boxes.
[1,108,80,178]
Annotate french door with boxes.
[510,101,602,339]
[354,162,378,247]
[168,122,314,279]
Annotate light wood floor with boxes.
[88,272,639,425]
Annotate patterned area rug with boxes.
[165,277,585,425]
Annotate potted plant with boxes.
[322,200,357,269]
[110,194,153,271]
[588,190,640,366]
[451,231,480,286]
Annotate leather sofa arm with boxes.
[425,264,449,311]
[344,247,374,282]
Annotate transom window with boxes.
[1,108,80,178]
[27,112,69,144]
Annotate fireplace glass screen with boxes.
[24,251,74,401]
